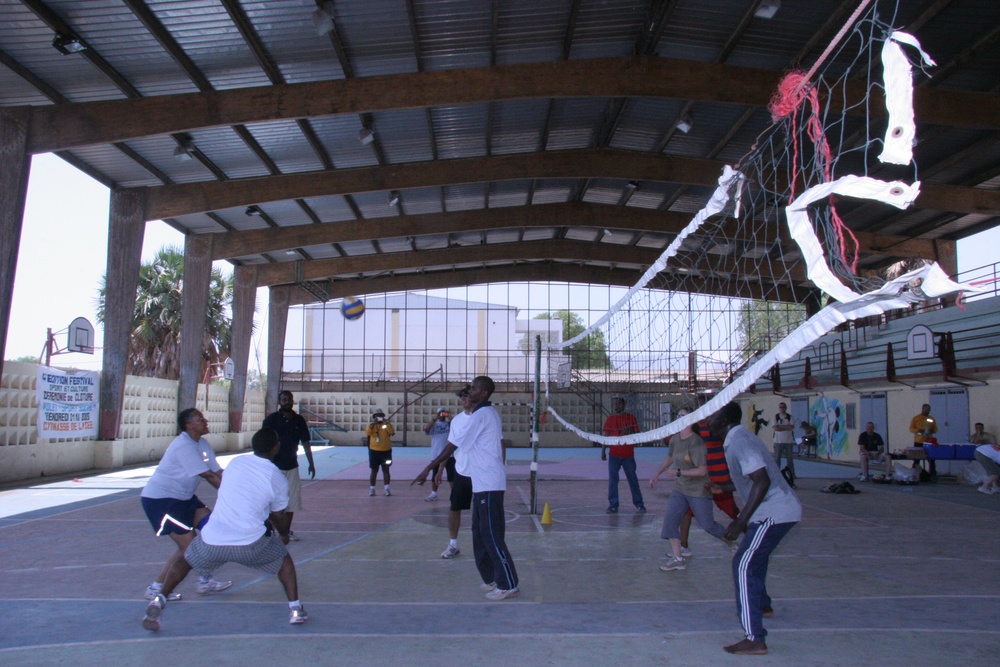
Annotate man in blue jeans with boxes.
[710,401,802,656]
[600,398,646,514]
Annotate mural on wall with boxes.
[811,396,848,458]
[750,403,770,436]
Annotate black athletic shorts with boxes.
[450,472,473,511]
[368,448,392,469]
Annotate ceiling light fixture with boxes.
[245,205,263,216]
[755,0,781,20]
[675,114,693,134]
[52,33,86,55]
[388,191,400,207]
[625,181,639,191]
[173,134,195,161]
[358,127,374,145]
[312,4,335,36]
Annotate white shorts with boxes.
[282,468,303,513]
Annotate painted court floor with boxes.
[1,445,998,666]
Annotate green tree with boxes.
[521,310,612,370]
[736,300,807,362]
[97,246,233,380]
[5,354,40,364]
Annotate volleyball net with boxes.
[544,1,978,445]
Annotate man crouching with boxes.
[142,427,307,630]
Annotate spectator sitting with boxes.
[857,422,890,481]
[969,422,997,446]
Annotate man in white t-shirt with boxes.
[142,428,308,631]
[711,401,802,656]
[771,402,795,482]
[449,375,519,600]
[413,386,476,559]
[140,408,230,600]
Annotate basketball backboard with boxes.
[67,317,95,354]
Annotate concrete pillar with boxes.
[0,108,32,378]
[177,233,214,412]
[99,188,147,440]
[228,264,258,432]
[266,285,291,414]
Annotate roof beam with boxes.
[214,203,691,259]
[144,147,999,221]
[285,262,801,307]
[256,238,809,288]
[26,56,1000,153]
[211,200,940,264]
[144,148,725,220]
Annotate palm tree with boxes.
[97,246,232,380]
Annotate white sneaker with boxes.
[286,530,300,541]
[289,605,308,624]
[659,557,686,571]
[369,487,376,497]
[196,579,232,594]
[384,488,391,496]
[425,492,438,501]
[144,585,181,601]
[441,544,460,559]
[479,581,497,591]
[142,594,165,631]
[978,485,992,494]
[679,547,693,558]
[485,586,519,600]
[858,474,869,481]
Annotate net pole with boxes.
[530,334,541,514]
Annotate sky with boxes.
[4,153,998,371]
[5,153,269,371]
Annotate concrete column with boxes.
[266,285,291,414]
[228,264,258,433]
[99,188,147,440]
[0,108,32,378]
[177,233,214,412]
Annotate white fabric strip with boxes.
[551,166,744,350]
[548,263,975,446]
[785,175,921,304]
[879,31,936,165]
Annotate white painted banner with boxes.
[36,366,99,438]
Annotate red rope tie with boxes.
[768,70,860,273]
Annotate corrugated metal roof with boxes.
[0,0,996,301]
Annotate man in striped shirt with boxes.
[676,419,741,557]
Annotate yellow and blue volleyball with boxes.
[340,296,365,320]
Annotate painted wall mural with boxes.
[811,396,848,458]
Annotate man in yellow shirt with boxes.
[909,403,938,479]
[366,409,396,496]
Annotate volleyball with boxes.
[340,296,365,320]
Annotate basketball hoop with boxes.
[41,317,96,367]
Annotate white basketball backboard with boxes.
[67,317,95,354]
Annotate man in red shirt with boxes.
[601,398,647,514]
